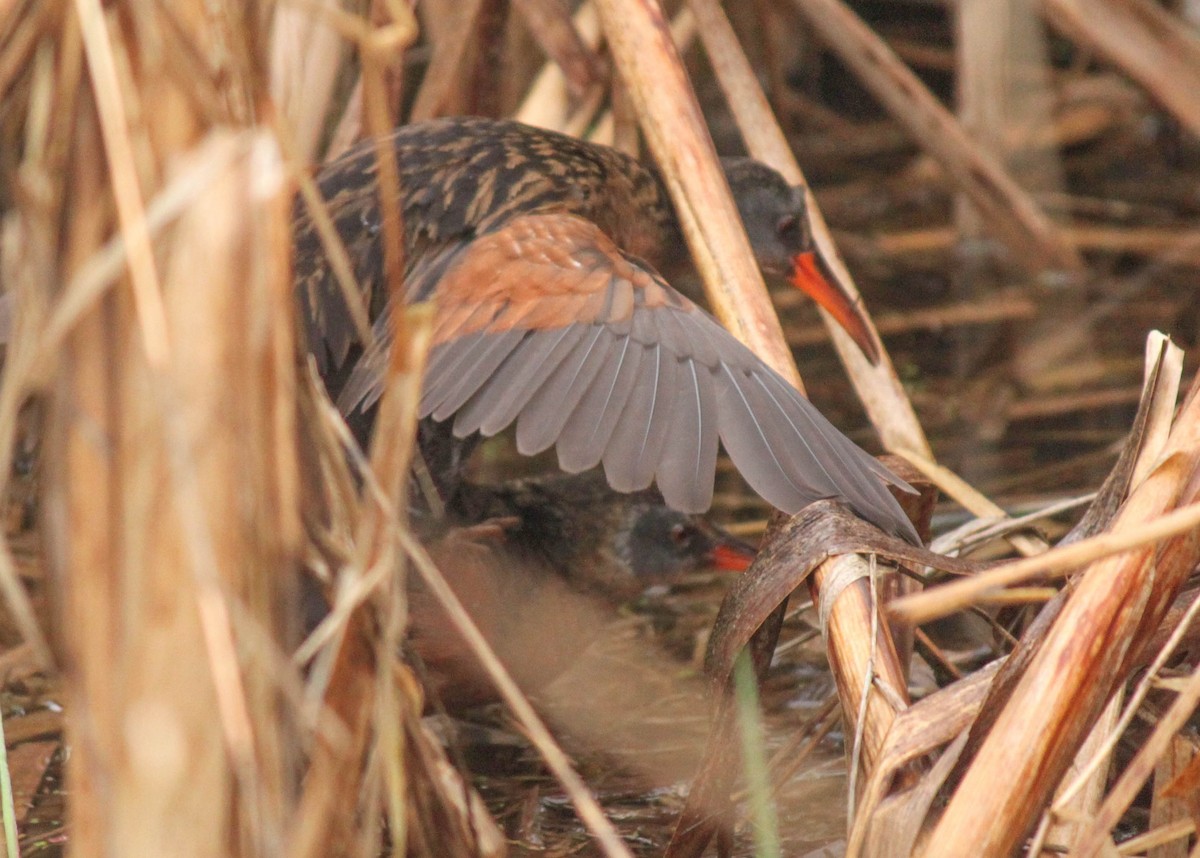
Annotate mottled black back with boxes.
[293,117,680,382]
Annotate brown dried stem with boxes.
[684,10,930,829]
[1042,0,1200,140]
[788,0,1083,274]
[689,0,931,459]
[924,379,1200,856]
[510,0,604,99]
[594,0,802,388]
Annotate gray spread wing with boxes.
[337,213,918,542]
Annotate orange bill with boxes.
[711,541,756,573]
[790,250,880,365]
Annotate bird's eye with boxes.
[669,522,695,547]
[776,214,799,238]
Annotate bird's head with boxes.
[722,158,880,364]
[464,472,755,602]
[616,499,755,586]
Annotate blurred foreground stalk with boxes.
[7,3,305,855]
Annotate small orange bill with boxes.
[711,542,756,573]
[790,251,880,364]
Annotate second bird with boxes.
[294,116,917,543]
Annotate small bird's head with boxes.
[617,499,755,586]
[722,158,880,364]
[456,472,755,603]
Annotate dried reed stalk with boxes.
[1042,0,1200,140]
[320,321,434,856]
[685,7,931,818]
[954,0,1010,242]
[897,451,1051,558]
[586,6,698,146]
[874,224,1200,262]
[924,376,1200,856]
[1145,737,1193,858]
[289,11,431,852]
[890,499,1200,627]
[270,2,348,163]
[955,0,1066,242]
[689,0,931,460]
[1073,656,1200,854]
[57,126,298,856]
[1038,691,1124,852]
[814,556,909,781]
[292,305,432,856]
[594,0,801,388]
[811,457,935,794]
[2,2,309,854]
[840,337,1176,855]
[510,0,603,99]
[410,0,488,121]
[513,0,602,130]
[849,661,1001,854]
[787,0,1083,274]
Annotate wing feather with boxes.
[332,211,917,540]
[555,338,643,473]
[655,358,718,512]
[423,329,523,418]
[602,345,676,492]
[449,326,579,437]
[516,324,611,455]
[435,329,529,418]
[335,315,391,415]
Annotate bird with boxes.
[407,470,756,710]
[293,116,918,543]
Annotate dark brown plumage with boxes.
[410,471,755,709]
[293,116,917,543]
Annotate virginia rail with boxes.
[294,116,917,542]
[410,470,755,709]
